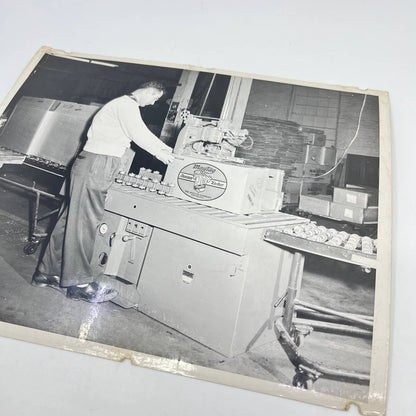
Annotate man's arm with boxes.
[117,100,174,164]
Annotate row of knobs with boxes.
[115,170,175,196]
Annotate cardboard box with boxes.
[261,169,285,211]
[299,195,332,216]
[329,202,378,224]
[164,155,284,214]
[333,186,378,208]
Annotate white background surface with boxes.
[0,1,414,415]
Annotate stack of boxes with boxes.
[284,142,336,204]
[299,185,379,224]
[238,116,336,206]
[330,186,378,224]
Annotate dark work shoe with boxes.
[66,282,118,303]
[32,271,60,288]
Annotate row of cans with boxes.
[115,170,175,196]
[280,222,377,254]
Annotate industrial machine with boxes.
[91,114,377,379]
[92,183,307,356]
[90,114,296,356]
[174,112,253,162]
[166,112,284,214]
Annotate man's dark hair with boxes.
[137,81,166,96]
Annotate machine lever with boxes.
[109,232,116,247]
[121,234,138,263]
[129,236,136,264]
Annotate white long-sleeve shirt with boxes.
[84,95,170,157]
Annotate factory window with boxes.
[189,72,231,119]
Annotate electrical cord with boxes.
[224,131,254,150]
[302,94,367,179]
[187,130,254,153]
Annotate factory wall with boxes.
[337,93,379,157]
[244,81,293,120]
[238,80,379,167]
[287,86,339,146]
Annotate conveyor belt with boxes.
[263,229,377,269]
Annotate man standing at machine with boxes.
[31,81,174,303]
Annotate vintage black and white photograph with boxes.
[0,47,391,415]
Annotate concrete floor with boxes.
[0,179,375,403]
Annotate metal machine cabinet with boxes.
[138,228,248,355]
[135,225,295,357]
[94,184,308,357]
[91,210,124,275]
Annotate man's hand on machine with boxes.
[155,147,175,165]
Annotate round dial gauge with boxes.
[99,223,108,235]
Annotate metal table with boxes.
[264,228,376,389]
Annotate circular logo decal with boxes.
[177,163,227,201]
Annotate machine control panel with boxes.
[125,219,151,237]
